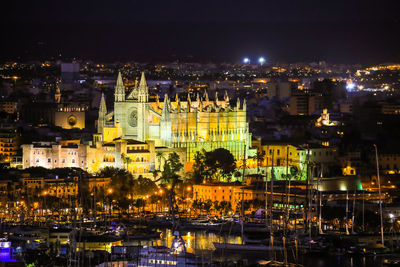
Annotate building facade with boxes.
[22,140,87,169]
[0,125,21,162]
[96,72,252,168]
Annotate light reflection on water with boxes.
[122,229,390,266]
[123,229,242,254]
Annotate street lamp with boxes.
[258,57,266,65]
[243,57,250,64]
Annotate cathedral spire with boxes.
[139,72,147,89]
[100,92,107,114]
[115,71,125,102]
[224,91,229,103]
[187,93,192,112]
[243,98,247,111]
[236,98,241,110]
[215,91,219,106]
[161,94,170,120]
[98,92,107,134]
[204,91,209,102]
[175,93,181,112]
[138,71,148,102]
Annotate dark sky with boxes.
[2,0,400,63]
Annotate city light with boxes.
[243,57,250,64]
[346,82,356,91]
[258,57,266,65]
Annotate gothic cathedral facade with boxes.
[96,72,252,167]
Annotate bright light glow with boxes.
[389,213,394,219]
[258,57,266,65]
[0,242,10,248]
[346,82,356,91]
[243,57,250,64]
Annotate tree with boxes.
[219,201,232,215]
[121,153,131,170]
[99,167,134,217]
[134,175,157,196]
[204,148,236,182]
[203,200,213,215]
[160,152,183,223]
[191,150,208,184]
[255,151,265,174]
[156,151,166,171]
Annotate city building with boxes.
[378,153,400,174]
[22,140,87,169]
[54,103,86,129]
[260,142,337,180]
[0,101,17,114]
[0,125,21,162]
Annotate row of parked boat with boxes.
[1,219,400,266]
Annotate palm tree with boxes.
[121,153,132,171]
[156,151,165,171]
[160,152,183,227]
[256,151,265,174]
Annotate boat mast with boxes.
[270,149,275,260]
[241,144,246,245]
[270,149,274,232]
[362,190,365,232]
[265,146,269,230]
[345,190,349,235]
[285,145,289,235]
[305,145,310,235]
[318,164,323,235]
[374,144,384,245]
[352,190,356,234]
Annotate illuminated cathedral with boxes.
[94,72,252,172]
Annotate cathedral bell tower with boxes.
[98,92,107,134]
[136,72,149,141]
[113,71,127,139]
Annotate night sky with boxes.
[2,0,400,64]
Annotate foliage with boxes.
[191,150,207,184]
[99,167,134,214]
[191,148,236,183]
[161,153,183,187]
[160,152,183,218]
[134,175,157,196]
[205,148,236,181]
